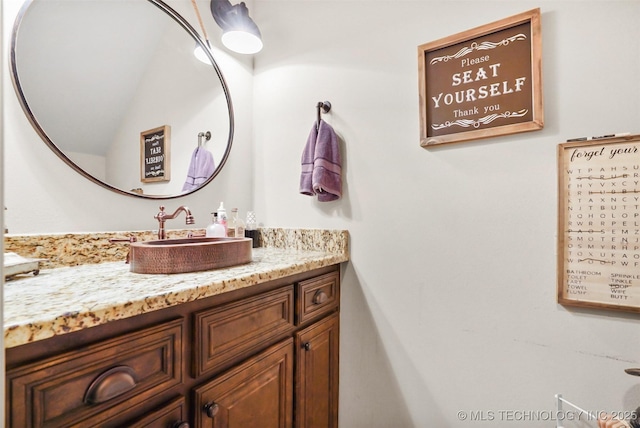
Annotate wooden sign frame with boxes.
[140,125,171,183]
[557,134,640,313]
[418,8,543,147]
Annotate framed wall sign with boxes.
[418,8,543,147]
[140,125,171,183]
[557,134,640,313]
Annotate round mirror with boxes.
[10,0,234,199]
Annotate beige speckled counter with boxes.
[4,228,349,349]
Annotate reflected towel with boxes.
[300,119,342,202]
[182,147,215,192]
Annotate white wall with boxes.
[3,0,640,427]
[67,151,106,181]
[250,1,640,427]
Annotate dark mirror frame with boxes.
[9,0,234,199]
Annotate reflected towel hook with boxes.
[198,131,212,147]
[316,101,331,130]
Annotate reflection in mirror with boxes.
[11,0,233,199]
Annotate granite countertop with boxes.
[4,228,349,349]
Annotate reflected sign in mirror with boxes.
[10,0,233,199]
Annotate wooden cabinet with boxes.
[5,265,341,428]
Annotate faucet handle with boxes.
[155,206,166,220]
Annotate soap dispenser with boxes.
[206,212,226,237]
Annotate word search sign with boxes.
[558,135,640,312]
[418,9,543,147]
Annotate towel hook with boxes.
[316,101,331,130]
[198,131,212,147]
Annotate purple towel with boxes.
[300,123,318,197]
[182,147,216,192]
[300,119,342,201]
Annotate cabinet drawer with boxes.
[6,318,183,428]
[296,271,340,325]
[127,396,188,428]
[194,286,294,377]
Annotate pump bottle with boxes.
[216,202,227,234]
[206,212,226,237]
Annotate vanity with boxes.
[4,228,348,428]
[6,0,348,425]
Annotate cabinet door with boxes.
[295,313,339,428]
[193,339,294,428]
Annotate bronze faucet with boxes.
[154,205,195,240]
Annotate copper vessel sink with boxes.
[129,237,252,274]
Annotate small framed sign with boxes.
[140,125,171,183]
[418,8,543,147]
[557,134,640,313]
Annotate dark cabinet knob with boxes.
[312,290,328,305]
[172,422,190,428]
[303,342,311,351]
[204,402,220,418]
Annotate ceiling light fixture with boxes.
[210,0,263,55]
